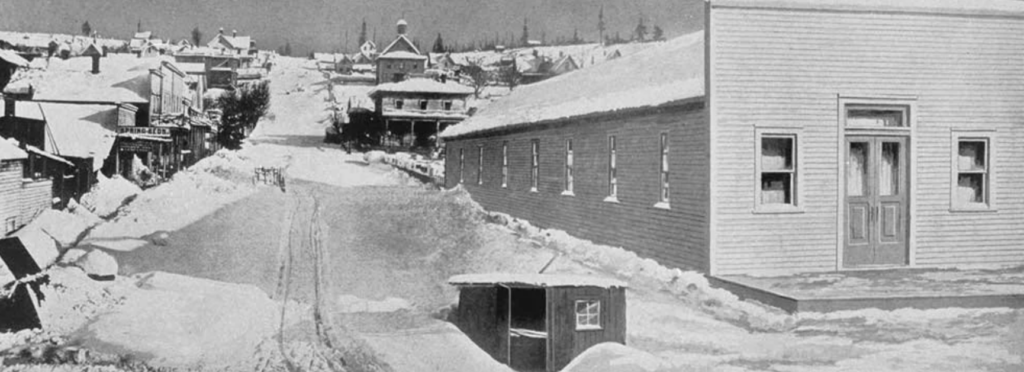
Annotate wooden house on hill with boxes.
[367,78,474,150]
[0,139,52,235]
[440,0,1024,278]
[376,19,427,84]
[207,28,255,56]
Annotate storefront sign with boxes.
[119,141,155,152]
[117,126,171,137]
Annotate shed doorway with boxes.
[500,286,547,372]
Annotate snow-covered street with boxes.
[2,56,1022,372]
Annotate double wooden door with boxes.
[844,136,909,267]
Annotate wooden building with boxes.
[448,273,627,372]
[440,0,1024,277]
[0,139,51,236]
[376,20,427,84]
[368,78,473,150]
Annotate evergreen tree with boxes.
[652,25,664,41]
[358,19,368,46]
[572,28,581,44]
[81,21,92,36]
[432,32,446,53]
[597,6,606,45]
[520,18,529,46]
[137,20,142,33]
[191,27,202,46]
[281,42,292,56]
[634,17,648,42]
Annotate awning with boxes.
[24,145,74,167]
[117,133,172,142]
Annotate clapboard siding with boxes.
[0,161,52,234]
[446,104,710,271]
[709,5,1024,275]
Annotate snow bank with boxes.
[83,150,257,246]
[19,208,95,249]
[79,174,141,218]
[560,343,674,372]
[337,294,412,313]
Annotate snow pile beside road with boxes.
[20,208,97,249]
[561,342,675,372]
[83,150,258,247]
[79,175,141,218]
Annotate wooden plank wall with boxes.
[0,161,53,234]
[444,105,710,272]
[547,287,626,371]
[709,4,1024,275]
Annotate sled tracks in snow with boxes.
[267,186,392,372]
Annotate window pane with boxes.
[848,141,869,197]
[848,108,905,127]
[958,141,986,171]
[957,173,985,204]
[880,142,900,196]
[762,173,792,204]
[762,137,793,171]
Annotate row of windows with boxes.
[457,134,672,208]
[394,99,455,111]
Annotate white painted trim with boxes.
[603,196,620,203]
[752,126,804,214]
[561,190,575,197]
[653,201,671,210]
[949,129,998,213]
[705,1,717,276]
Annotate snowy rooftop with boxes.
[377,51,427,60]
[369,78,475,97]
[712,0,1024,14]
[449,273,628,288]
[29,55,172,104]
[441,32,704,139]
[0,138,27,161]
[4,101,118,166]
[0,49,29,67]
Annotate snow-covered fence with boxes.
[253,167,286,191]
[381,153,445,185]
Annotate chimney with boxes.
[219,27,224,35]
[91,55,101,74]
[397,19,408,35]
[3,84,34,118]
[232,29,237,37]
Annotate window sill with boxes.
[753,205,804,214]
[653,201,671,210]
[603,196,619,203]
[561,190,575,197]
[950,205,998,213]
[529,187,538,193]
[575,325,603,331]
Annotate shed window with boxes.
[530,139,539,192]
[951,132,993,211]
[574,300,601,330]
[608,136,617,201]
[758,134,797,207]
[477,145,484,185]
[501,141,508,188]
[395,99,404,110]
[563,139,574,195]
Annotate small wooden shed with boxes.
[448,273,627,372]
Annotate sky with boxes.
[0,0,705,55]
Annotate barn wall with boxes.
[708,3,1024,275]
[547,286,626,371]
[444,104,710,272]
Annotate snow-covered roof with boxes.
[369,78,474,97]
[0,49,30,67]
[449,273,627,288]
[711,0,1024,14]
[30,55,174,104]
[381,34,422,57]
[133,31,152,40]
[377,51,427,60]
[0,139,27,161]
[177,62,206,74]
[38,102,119,166]
[441,32,704,139]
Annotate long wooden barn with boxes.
[440,0,1024,277]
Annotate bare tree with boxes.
[497,60,521,91]
[462,57,491,98]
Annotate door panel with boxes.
[844,136,908,267]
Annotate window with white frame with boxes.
[564,139,574,195]
[574,300,601,330]
[531,139,539,192]
[757,131,798,208]
[608,136,618,200]
[501,141,508,188]
[477,144,484,185]
[952,132,993,210]
[658,133,670,206]
[458,148,464,184]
